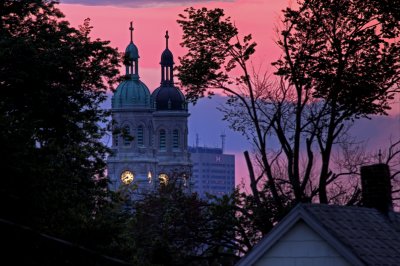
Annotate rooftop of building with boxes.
[299,204,400,264]
[189,146,223,154]
[237,164,400,266]
[238,203,400,266]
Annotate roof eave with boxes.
[236,204,365,266]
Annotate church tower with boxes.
[151,31,191,186]
[107,25,191,191]
[107,22,156,191]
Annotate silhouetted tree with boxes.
[130,180,239,266]
[0,0,132,261]
[273,0,400,203]
[177,2,400,250]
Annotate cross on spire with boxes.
[129,21,134,43]
[165,30,169,49]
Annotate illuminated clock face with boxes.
[158,173,169,185]
[120,170,134,185]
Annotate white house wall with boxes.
[254,221,351,266]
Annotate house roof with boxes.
[237,203,400,266]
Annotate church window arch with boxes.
[137,125,144,146]
[159,129,166,150]
[173,129,179,149]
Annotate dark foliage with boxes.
[0,0,133,262]
[274,0,400,119]
[177,7,256,104]
[273,0,400,203]
[130,181,239,266]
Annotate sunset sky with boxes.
[58,0,400,186]
[60,0,286,89]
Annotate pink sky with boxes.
[59,0,289,184]
[59,0,400,187]
[60,0,287,89]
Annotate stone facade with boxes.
[107,24,191,192]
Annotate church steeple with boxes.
[125,21,140,77]
[152,31,186,111]
[112,22,151,110]
[160,30,174,86]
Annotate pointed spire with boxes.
[160,30,174,85]
[165,30,169,49]
[129,21,134,43]
[125,21,139,77]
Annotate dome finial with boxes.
[165,30,169,49]
[129,21,134,43]
[125,21,140,76]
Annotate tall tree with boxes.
[273,0,400,203]
[177,2,400,249]
[0,0,123,253]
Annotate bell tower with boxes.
[107,22,156,191]
[151,30,191,186]
[107,25,191,192]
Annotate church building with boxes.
[107,22,191,192]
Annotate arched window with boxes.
[173,129,179,149]
[137,125,144,146]
[159,129,166,150]
[123,125,131,146]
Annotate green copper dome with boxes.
[112,75,151,109]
